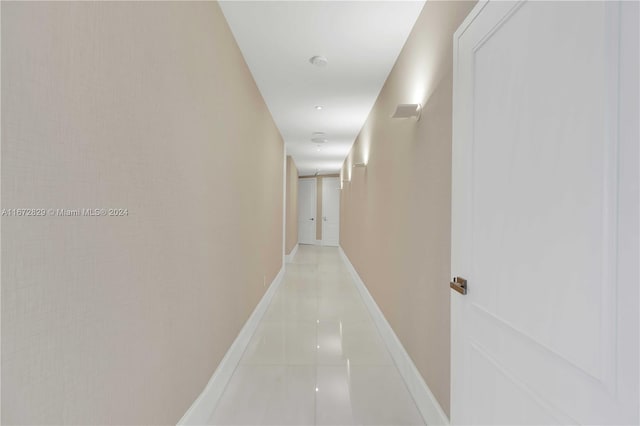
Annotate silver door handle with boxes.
[323,217,327,221]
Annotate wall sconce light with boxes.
[352,163,366,168]
[391,103,421,120]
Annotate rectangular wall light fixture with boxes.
[391,103,421,120]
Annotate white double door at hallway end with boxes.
[297,177,340,246]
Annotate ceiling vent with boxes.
[309,55,328,67]
[311,132,328,144]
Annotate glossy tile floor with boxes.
[209,245,425,426]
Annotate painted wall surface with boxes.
[285,156,299,254]
[1,2,283,424]
[339,0,476,416]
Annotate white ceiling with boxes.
[219,1,425,176]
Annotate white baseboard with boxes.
[284,243,299,262]
[177,266,285,425]
[338,247,450,426]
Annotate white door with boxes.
[298,178,316,245]
[451,1,638,425]
[321,177,340,246]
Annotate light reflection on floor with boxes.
[209,245,424,426]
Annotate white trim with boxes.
[177,266,286,425]
[285,243,299,263]
[314,239,322,246]
[339,247,450,426]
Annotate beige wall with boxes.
[339,1,475,417]
[285,156,298,254]
[1,2,283,424]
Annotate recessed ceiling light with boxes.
[315,105,323,110]
[309,55,328,67]
[316,146,321,152]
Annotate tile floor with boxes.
[209,245,425,426]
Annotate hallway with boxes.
[2,1,638,424]
[208,245,424,425]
